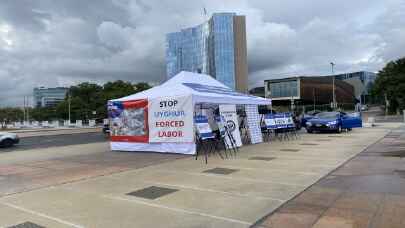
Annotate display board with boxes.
[148,96,194,143]
[264,113,295,129]
[219,105,242,147]
[245,105,263,144]
[194,115,215,140]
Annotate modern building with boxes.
[333,71,376,104]
[166,13,248,92]
[33,87,68,108]
[249,86,265,98]
[264,76,355,106]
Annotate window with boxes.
[269,80,298,98]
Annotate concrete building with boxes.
[264,76,355,106]
[166,13,248,92]
[33,87,68,108]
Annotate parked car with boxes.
[305,111,362,133]
[0,132,19,147]
[301,110,321,127]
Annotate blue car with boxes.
[305,111,362,133]
[301,110,321,127]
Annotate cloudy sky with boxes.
[0,0,404,107]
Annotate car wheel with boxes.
[306,129,313,133]
[347,128,352,131]
[2,139,14,147]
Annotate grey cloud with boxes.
[0,0,404,106]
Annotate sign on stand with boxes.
[219,105,242,147]
[194,115,214,139]
[148,96,194,143]
[245,105,263,144]
[264,113,294,129]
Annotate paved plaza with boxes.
[0,123,402,227]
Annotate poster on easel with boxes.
[219,104,242,147]
[245,105,263,144]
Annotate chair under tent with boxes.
[194,114,238,164]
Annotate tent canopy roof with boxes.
[111,71,271,105]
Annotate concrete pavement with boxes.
[0,123,400,228]
[255,125,405,228]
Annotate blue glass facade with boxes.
[33,87,68,107]
[166,13,239,90]
[212,14,236,89]
[334,71,376,95]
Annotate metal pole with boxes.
[313,88,316,111]
[23,96,26,123]
[330,62,336,109]
[68,92,71,124]
[26,96,29,122]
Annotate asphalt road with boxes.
[0,132,107,152]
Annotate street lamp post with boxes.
[330,62,336,109]
[68,92,71,124]
[313,88,316,111]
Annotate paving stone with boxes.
[332,192,383,213]
[203,167,239,175]
[293,186,342,207]
[127,186,179,200]
[280,149,300,152]
[7,221,45,228]
[312,207,373,228]
[261,212,318,228]
[248,156,276,161]
[278,201,327,216]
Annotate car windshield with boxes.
[314,112,339,119]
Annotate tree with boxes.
[30,107,57,121]
[54,80,151,121]
[134,82,152,93]
[372,57,405,114]
[0,107,24,128]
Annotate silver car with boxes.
[0,132,19,147]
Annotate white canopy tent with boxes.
[114,71,271,105]
[109,71,271,154]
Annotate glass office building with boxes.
[166,13,248,92]
[333,71,376,95]
[33,87,68,108]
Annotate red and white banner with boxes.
[148,96,194,143]
[109,99,149,143]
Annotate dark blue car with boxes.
[300,110,321,127]
[305,111,362,133]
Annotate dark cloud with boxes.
[0,0,50,32]
[0,0,404,106]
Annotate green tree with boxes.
[0,107,24,128]
[30,107,58,121]
[372,57,405,114]
[54,80,151,121]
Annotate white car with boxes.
[0,132,19,147]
